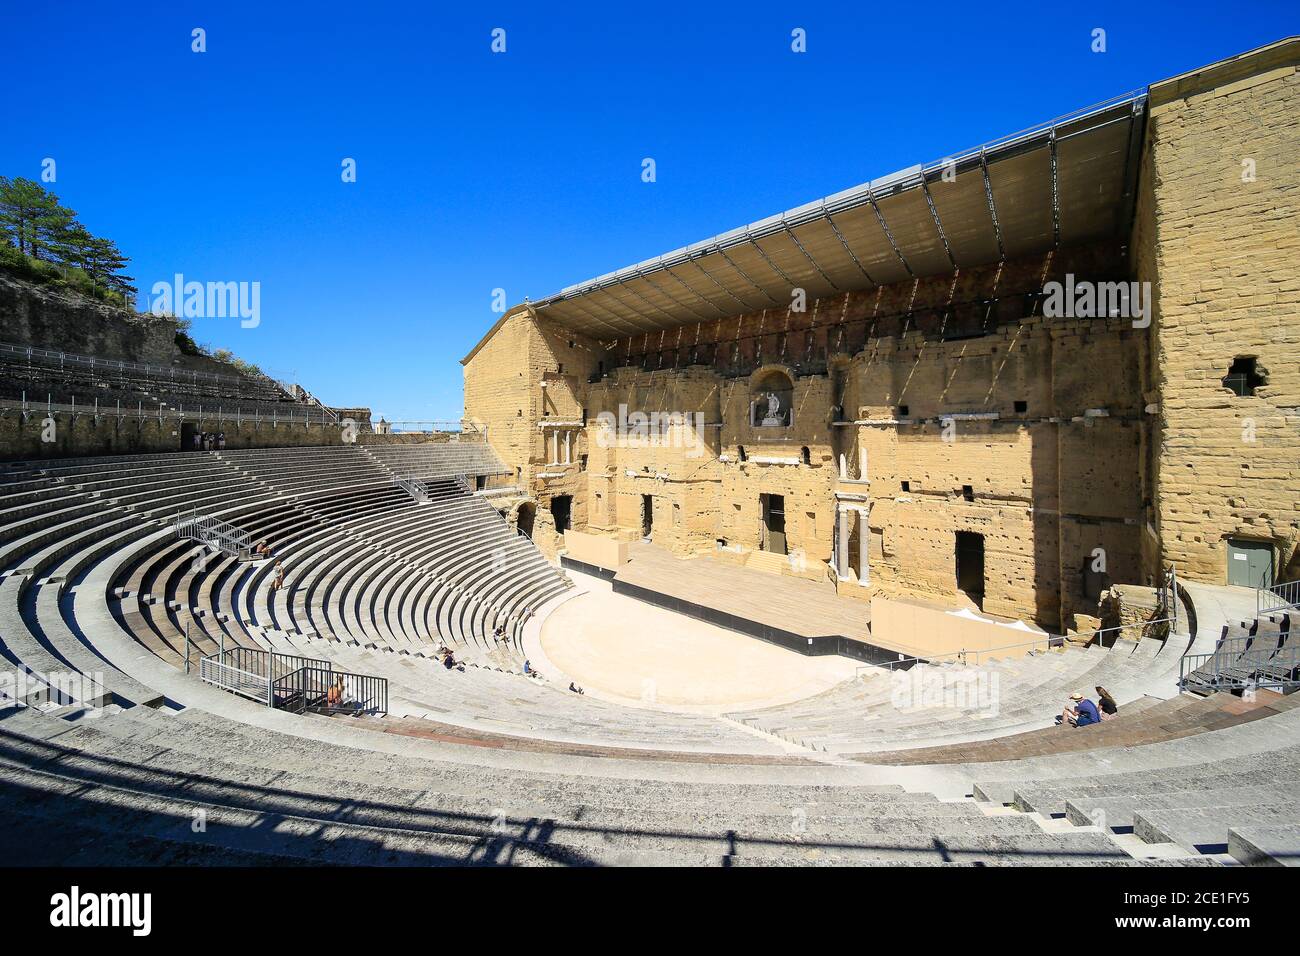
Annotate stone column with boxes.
[858,509,870,586]
[564,430,572,464]
[550,430,558,464]
[837,507,849,578]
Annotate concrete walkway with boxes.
[1182,580,1259,646]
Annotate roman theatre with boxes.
[461,38,1299,707]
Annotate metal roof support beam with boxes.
[978,148,1006,261]
[716,246,782,306]
[867,188,913,277]
[638,270,715,322]
[612,277,686,328]
[686,255,752,310]
[1118,98,1148,246]
[781,223,840,291]
[656,265,732,318]
[920,177,957,270]
[572,284,660,335]
[564,296,639,338]
[1049,129,1061,248]
[526,90,1145,311]
[824,207,877,284]
[747,238,799,290]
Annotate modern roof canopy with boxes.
[527,91,1147,341]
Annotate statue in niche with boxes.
[761,391,786,427]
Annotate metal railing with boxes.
[395,474,431,503]
[198,644,329,705]
[174,509,255,557]
[272,665,388,716]
[197,647,385,714]
[854,606,1183,678]
[1093,615,1177,645]
[279,381,341,423]
[199,655,273,704]
[1179,632,1300,693]
[455,473,534,542]
[372,420,482,437]
[2,393,346,426]
[1158,564,1179,634]
[1259,578,1300,616]
[860,634,1068,675]
[0,340,251,386]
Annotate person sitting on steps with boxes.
[1096,685,1119,720]
[1057,692,1100,727]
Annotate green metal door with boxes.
[1227,538,1273,588]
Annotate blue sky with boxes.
[3,1,1294,421]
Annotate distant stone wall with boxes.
[0,410,342,462]
[357,432,455,445]
[330,406,372,428]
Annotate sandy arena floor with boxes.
[535,573,862,714]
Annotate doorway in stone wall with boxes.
[641,494,654,539]
[180,421,198,452]
[551,495,572,534]
[956,531,985,610]
[761,493,787,555]
[517,502,536,539]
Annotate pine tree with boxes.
[0,176,135,298]
[0,176,55,256]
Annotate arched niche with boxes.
[749,366,794,428]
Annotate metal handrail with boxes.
[375,420,481,436]
[1259,578,1300,615]
[0,340,252,386]
[1159,564,1179,634]
[858,634,1068,676]
[1180,633,1299,692]
[272,665,388,716]
[174,508,255,556]
[199,647,375,713]
[213,645,333,678]
[199,657,273,705]
[394,474,431,503]
[855,607,1184,678]
[2,394,345,426]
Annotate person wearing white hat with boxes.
[1058,692,1100,727]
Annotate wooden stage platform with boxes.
[563,542,893,663]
